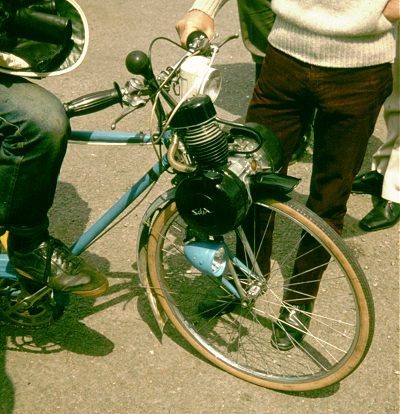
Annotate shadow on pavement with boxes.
[215,62,255,116]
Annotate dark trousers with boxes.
[245,45,393,302]
[0,75,69,239]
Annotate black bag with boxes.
[0,0,88,77]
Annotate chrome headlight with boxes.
[179,56,221,102]
[184,240,227,277]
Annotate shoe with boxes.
[352,170,383,197]
[271,302,313,351]
[359,199,400,232]
[8,237,108,297]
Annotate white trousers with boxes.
[372,23,400,203]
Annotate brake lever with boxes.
[111,98,147,130]
[111,78,149,129]
[119,78,146,104]
[213,33,240,49]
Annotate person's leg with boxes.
[353,24,400,231]
[358,25,400,231]
[358,103,400,230]
[197,45,312,317]
[247,45,314,165]
[372,23,399,202]
[0,75,108,297]
[0,76,67,247]
[286,62,393,304]
[247,50,392,349]
[244,45,315,275]
[245,47,317,348]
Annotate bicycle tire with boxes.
[147,199,374,391]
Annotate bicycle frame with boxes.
[0,125,267,331]
[67,129,170,255]
[0,33,289,330]
[0,126,245,327]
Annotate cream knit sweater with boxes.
[189,0,396,67]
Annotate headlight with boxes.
[179,56,221,102]
[184,241,227,277]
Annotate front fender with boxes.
[250,172,300,200]
[136,188,176,334]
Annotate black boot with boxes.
[8,236,108,297]
[359,199,400,231]
[352,170,383,197]
[271,302,314,351]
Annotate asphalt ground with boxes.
[0,1,399,413]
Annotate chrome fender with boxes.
[136,188,176,333]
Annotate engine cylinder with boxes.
[171,95,228,168]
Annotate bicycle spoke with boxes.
[147,200,374,391]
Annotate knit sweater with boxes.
[189,0,396,67]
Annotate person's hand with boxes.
[175,10,215,46]
[383,0,400,22]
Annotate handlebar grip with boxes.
[64,82,122,118]
[186,31,210,52]
[13,8,72,45]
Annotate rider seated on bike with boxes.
[0,0,108,297]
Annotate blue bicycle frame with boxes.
[67,130,171,255]
[0,128,169,280]
[0,127,263,302]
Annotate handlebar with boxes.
[64,82,122,118]
[63,32,238,123]
[186,31,210,53]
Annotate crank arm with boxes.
[14,285,53,311]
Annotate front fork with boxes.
[137,190,268,336]
[183,228,267,307]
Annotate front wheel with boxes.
[146,199,374,392]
